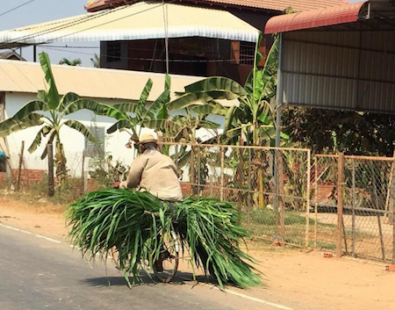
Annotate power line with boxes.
[0,0,35,18]
[0,1,177,50]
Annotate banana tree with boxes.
[168,34,288,207]
[0,52,124,185]
[168,34,286,147]
[107,75,220,156]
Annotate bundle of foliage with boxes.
[66,189,262,288]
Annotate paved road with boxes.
[0,225,296,310]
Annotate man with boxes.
[117,133,183,202]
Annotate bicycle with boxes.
[109,228,180,283]
[110,182,180,283]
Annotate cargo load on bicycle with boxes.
[66,189,262,288]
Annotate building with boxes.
[0,51,26,61]
[86,0,347,83]
[0,0,347,85]
[0,60,229,181]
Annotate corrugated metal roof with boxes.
[265,1,367,34]
[0,59,239,105]
[0,2,259,48]
[280,30,395,114]
[86,0,349,13]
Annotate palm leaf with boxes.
[62,99,126,120]
[3,100,47,121]
[135,79,153,122]
[28,125,52,153]
[59,92,80,109]
[63,120,96,143]
[40,129,57,159]
[113,102,139,114]
[39,52,60,109]
[0,113,44,138]
[107,120,133,134]
[184,77,247,98]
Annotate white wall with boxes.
[4,92,225,177]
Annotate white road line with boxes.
[181,276,293,310]
[0,223,61,244]
[221,288,293,310]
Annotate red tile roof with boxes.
[85,0,349,13]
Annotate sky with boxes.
[0,0,100,67]
[0,0,362,67]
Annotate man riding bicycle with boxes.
[115,133,183,202]
[114,133,183,274]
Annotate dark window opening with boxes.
[239,42,255,65]
[107,41,121,63]
[85,127,105,158]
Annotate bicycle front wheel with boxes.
[153,231,179,283]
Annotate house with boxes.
[0,0,347,85]
[0,51,26,61]
[0,60,229,182]
[85,0,348,83]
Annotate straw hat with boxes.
[138,133,158,145]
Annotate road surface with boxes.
[0,224,298,310]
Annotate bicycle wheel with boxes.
[153,231,179,283]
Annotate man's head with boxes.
[141,142,158,152]
[138,133,158,152]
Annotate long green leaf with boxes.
[107,120,132,134]
[40,128,57,160]
[113,102,138,114]
[3,100,47,121]
[0,113,44,138]
[28,125,52,153]
[59,92,80,109]
[185,77,247,98]
[62,99,126,120]
[135,79,153,122]
[39,52,60,109]
[63,120,96,143]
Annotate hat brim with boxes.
[137,139,158,145]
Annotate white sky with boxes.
[0,0,99,67]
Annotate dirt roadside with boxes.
[1,196,394,310]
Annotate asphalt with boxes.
[0,224,291,310]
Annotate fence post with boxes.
[190,142,195,195]
[314,156,318,249]
[48,143,55,197]
[81,150,86,194]
[305,150,311,248]
[337,152,345,258]
[16,141,25,191]
[277,150,285,243]
[352,158,356,258]
[220,146,224,201]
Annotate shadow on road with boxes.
[82,271,216,288]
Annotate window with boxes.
[239,42,255,65]
[106,41,121,63]
[85,127,105,158]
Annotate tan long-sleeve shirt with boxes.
[121,149,183,202]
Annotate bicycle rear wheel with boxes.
[153,231,179,283]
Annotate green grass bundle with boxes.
[66,188,262,288]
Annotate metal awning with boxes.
[265,1,368,34]
[0,1,260,49]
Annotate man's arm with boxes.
[120,156,147,189]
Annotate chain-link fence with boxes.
[160,143,311,247]
[313,154,395,263]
